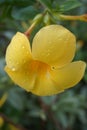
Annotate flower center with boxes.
[30,60,50,76]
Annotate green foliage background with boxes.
[0,0,87,130]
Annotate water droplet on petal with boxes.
[46,49,51,56]
[12,67,16,71]
[47,53,50,56]
[22,46,25,49]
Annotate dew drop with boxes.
[12,67,16,71]
[46,49,51,56]
[47,52,50,56]
[22,46,25,49]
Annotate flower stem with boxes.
[24,21,37,37]
[59,14,87,22]
[0,112,29,130]
[24,14,43,37]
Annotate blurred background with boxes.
[0,0,87,130]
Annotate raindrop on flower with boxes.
[22,46,25,49]
[12,67,16,71]
[4,25,86,96]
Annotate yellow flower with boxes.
[4,25,86,96]
[0,93,7,107]
[0,117,4,128]
[8,125,20,130]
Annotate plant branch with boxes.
[0,112,29,130]
[38,98,63,130]
[24,21,37,37]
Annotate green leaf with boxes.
[0,0,36,7]
[12,6,39,20]
[7,87,24,110]
[84,69,87,82]
[38,0,52,10]
[77,109,87,124]
[0,58,5,76]
[41,95,56,105]
[57,112,68,127]
[60,0,82,12]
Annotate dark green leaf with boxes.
[41,96,56,105]
[0,58,5,76]
[60,0,82,12]
[12,6,39,20]
[38,0,52,10]
[0,0,36,7]
[7,87,25,110]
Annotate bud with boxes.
[43,13,51,25]
[33,14,43,22]
[59,14,87,22]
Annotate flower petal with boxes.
[32,25,76,67]
[5,60,86,96]
[50,61,86,89]
[31,70,64,96]
[5,32,32,70]
[5,60,64,96]
[4,61,36,91]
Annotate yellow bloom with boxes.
[4,25,86,96]
[0,117,4,128]
[8,125,20,130]
[0,93,7,107]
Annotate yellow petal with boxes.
[9,124,19,130]
[4,61,36,91]
[5,60,63,96]
[31,70,64,96]
[5,32,32,70]
[50,61,86,90]
[5,60,86,96]
[0,117,4,128]
[32,25,76,67]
